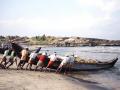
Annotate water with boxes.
[39,46,120,90]
[40,46,120,60]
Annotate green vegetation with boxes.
[29,35,56,45]
[0,35,56,45]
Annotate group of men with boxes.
[0,47,76,74]
[0,48,17,69]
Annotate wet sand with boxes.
[0,69,112,90]
[0,69,86,90]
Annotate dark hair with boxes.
[26,48,29,50]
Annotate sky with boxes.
[0,0,120,40]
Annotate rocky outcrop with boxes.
[51,37,120,47]
[0,36,120,47]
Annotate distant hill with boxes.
[0,35,120,47]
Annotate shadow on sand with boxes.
[67,75,113,90]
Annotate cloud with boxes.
[78,0,120,21]
[0,15,96,30]
[1,0,119,31]
[0,0,120,39]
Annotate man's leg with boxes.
[17,60,23,69]
[0,57,5,64]
[45,61,54,72]
[35,61,41,71]
[14,58,17,67]
[3,57,7,67]
[4,58,10,67]
[21,61,26,69]
[6,60,14,69]
[29,63,33,70]
[56,64,62,73]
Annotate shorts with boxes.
[37,61,44,67]
[69,61,74,65]
[19,60,26,64]
[47,61,54,68]
[29,58,35,64]
[9,57,14,63]
[31,58,35,61]
[2,56,7,60]
[1,56,7,62]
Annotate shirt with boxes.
[62,57,70,64]
[10,51,16,58]
[57,55,65,61]
[38,55,46,62]
[60,56,70,66]
[69,56,75,63]
[49,54,57,61]
[30,52,37,59]
[3,50,9,57]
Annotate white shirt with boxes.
[49,54,57,61]
[3,50,9,57]
[30,52,37,59]
[57,55,64,61]
[60,56,70,66]
[69,56,75,63]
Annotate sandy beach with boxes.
[0,69,85,90]
[0,69,112,90]
[0,53,120,90]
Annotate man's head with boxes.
[26,48,29,51]
[42,52,47,56]
[54,52,57,55]
[65,54,69,57]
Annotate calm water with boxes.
[40,46,120,90]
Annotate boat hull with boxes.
[49,58,118,71]
[71,58,118,71]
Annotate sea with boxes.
[39,46,120,90]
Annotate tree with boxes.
[41,34,46,41]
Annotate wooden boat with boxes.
[0,42,118,70]
[71,58,118,71]
[51,58,118,71]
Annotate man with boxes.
[26,51,38,70]
[0,48,10,67]
[35,52,47,71]
[67,55,76,73]
[56,54,75,74]
[56,55,70,74]
[17,48,29,69]
[5,49,17,69]
[25,47,41,70]
[45,52,57,72]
